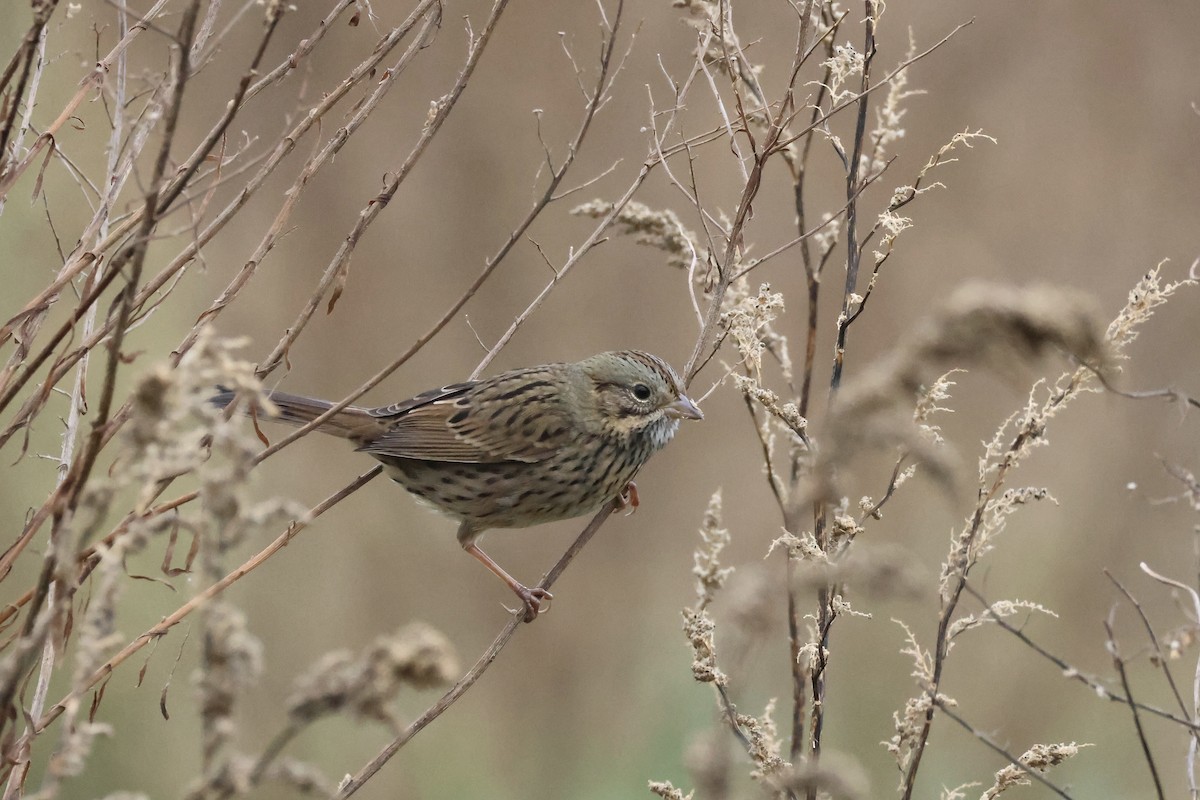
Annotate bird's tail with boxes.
[211,386,381,443]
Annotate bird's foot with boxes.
[513,585,553,623]
[616,481,640,515]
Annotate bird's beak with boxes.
[665,395,703,421]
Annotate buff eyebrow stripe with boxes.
[495,380,554,400]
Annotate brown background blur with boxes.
[2,0,1200,797]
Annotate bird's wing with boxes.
[355,370,574,463]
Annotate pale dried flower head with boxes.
[648,779,694,800]
[820,43,864,106]
[812,212,841,259]
[913,369,962,446]
[570,199,705,270]
[827,283,1106,498]
[767,530,825,562]
[287,622,459,724]
[693,489,734,607]
[947,598,1058,641]
[886,690,955,780]
[672,0,767,114]
[125,328,268,515]
[909,129,997,195]
[981,742,1090,799]
[1105,264,1195,352]
[941,783,980,800]
[939,487,1054,599]
[738,699,788,782]
[722,282,784,376]
[682,608,725,686]
[865,28,923,177]
[732,374,807,439]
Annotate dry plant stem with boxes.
[935,700,1075,800]
[0,0,355,358]
[0,11,50,218]
[22,467,381,744]
[806,6,879,781]
[901,373,1088,799]
[0,486,199,626]
[257,0,620,459]
[255,0,505,378]
[1085,363,1200,411]
[0,4,442,585]
[682,86,793,383]
[0,0,58,171]
[806,591,832,770]
[334,500,619,798]
[828,2,876,394]
[783,534,806,762]
[0,259,125,421]
[154,3,285,219]
[960,582,1199,730]
[199,496,232,768]
[1109,570,1200,798]
[0,1,366,450]
[0,0,175,201]
[0,4,130,786]
[0,2,285,427]
[772,20,972,154]
[0,0,610,625]
[856,453,908,525]
[786,1,826,762]
[2,586,55,798]
[473,164,648,379]
[252,4,449,374]
[183,0,444,369]
[1140,561,1200,797]
[1106,571,1193,721]
[59,0,198,532]
[730,166,889,283]
[714,683,798,800]
[0,1,201,743]
[1105,614,1167,800]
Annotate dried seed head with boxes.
[287,622,458,724]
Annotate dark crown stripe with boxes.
[622,350,684,394]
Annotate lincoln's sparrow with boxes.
[213,351,701,621]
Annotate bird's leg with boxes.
[616,481,639,515]
[463,541,551,623]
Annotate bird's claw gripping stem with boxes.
[616,481,639,515]
[515,586,553,623]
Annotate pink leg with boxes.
[464,542,552,623]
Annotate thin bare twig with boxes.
[935,700,1076,800]
[0,0,203,745]
[1105,611,1167,800]
[333,500,619,797]
[23,467,380,744]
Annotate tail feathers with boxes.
[211,386,381,443]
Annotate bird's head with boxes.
[575,350,702,444]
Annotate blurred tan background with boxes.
[2,0,1200,797]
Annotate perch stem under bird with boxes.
[211,351,702,622]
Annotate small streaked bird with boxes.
[212,351,702,621]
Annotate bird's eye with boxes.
[632,383,652,401]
